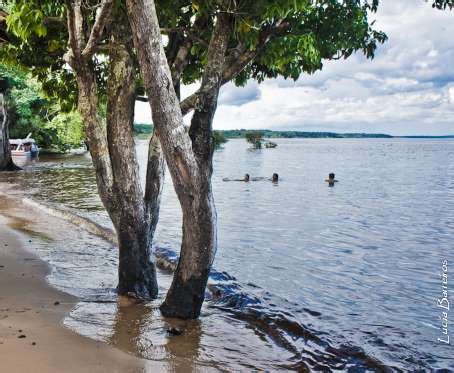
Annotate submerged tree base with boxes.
[117,260,158,300]
[117,230,159,300]
[160,271,209,319]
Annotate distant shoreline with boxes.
[133,124,454,139]
[221,130,454,139]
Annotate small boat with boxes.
[10,133,39,158]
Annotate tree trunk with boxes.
[65,3,164,299]
[126,0,230,318]
[0,94,20,171]
[75,66,116,213]
[160,185,217,318]
[116,219,157,297]
[161,13,231,319]
[106,37,160,299]
[73,59,161,298]
[54,2,167,301]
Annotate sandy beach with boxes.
[0,211,159,372]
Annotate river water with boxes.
[1,138,453,371]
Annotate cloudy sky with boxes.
[136,1,454,136]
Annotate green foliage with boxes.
[156,0,388,85]
[6,2,48,39]
[133,123,154,139]
[213,130,228,148]
[2,0,387,99]
[43,110,84,151]
[222,129,393,139]
[231,0,387,84]
[1,0,388,149]
[0,63,84,151]
[245,131,264,149]
[2,1,82,109]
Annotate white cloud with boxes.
[135,1,454,135]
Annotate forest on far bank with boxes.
[3,61,448,155]
[134,126,396,140]
[0,63,85,152]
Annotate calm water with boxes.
[1,138,453,371]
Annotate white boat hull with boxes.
[11,150,32,157]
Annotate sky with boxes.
[135,1,454,136]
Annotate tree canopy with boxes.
[0,0,392,319]
[1,0,388,110]
[245,131,264,149]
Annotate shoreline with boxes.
[0,207,161,372]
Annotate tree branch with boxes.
[82,0,114,59]
[65,1,82,59]
[169,15,210,98]
[73,1,85,53]
[180,20,290,116]
[188,12,232,163]
[144,132,165,237]
[171,38,192,97]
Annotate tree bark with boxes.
[126,0,231,318]
[161,12,232,319]
[65,2,163,299]
[106,38,159,298]
[160,189,217,318]
[0,94,20,171]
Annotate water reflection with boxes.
[110,300,205,373]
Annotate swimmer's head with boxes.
[244,173,250,182]
[329,173,335,180]
[272,173,279,182]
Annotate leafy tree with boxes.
[3,0,165,298]
[127,0,387,318]
[245,131,264,149]
[0,63,84,151]
[213,130,228,148]
[3,0,388,319]
[44,109,84,150]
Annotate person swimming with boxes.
[248,173,279,182]
[222,173,279,182]
[223,173,250,182]
[325,173,338,186]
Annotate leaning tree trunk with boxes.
[0,94,20,171]
[161,13,231,318]
[127,0,230,318]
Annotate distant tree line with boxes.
[134,124,228,148]
[221,129,393,139]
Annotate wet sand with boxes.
[0,214,160,372]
